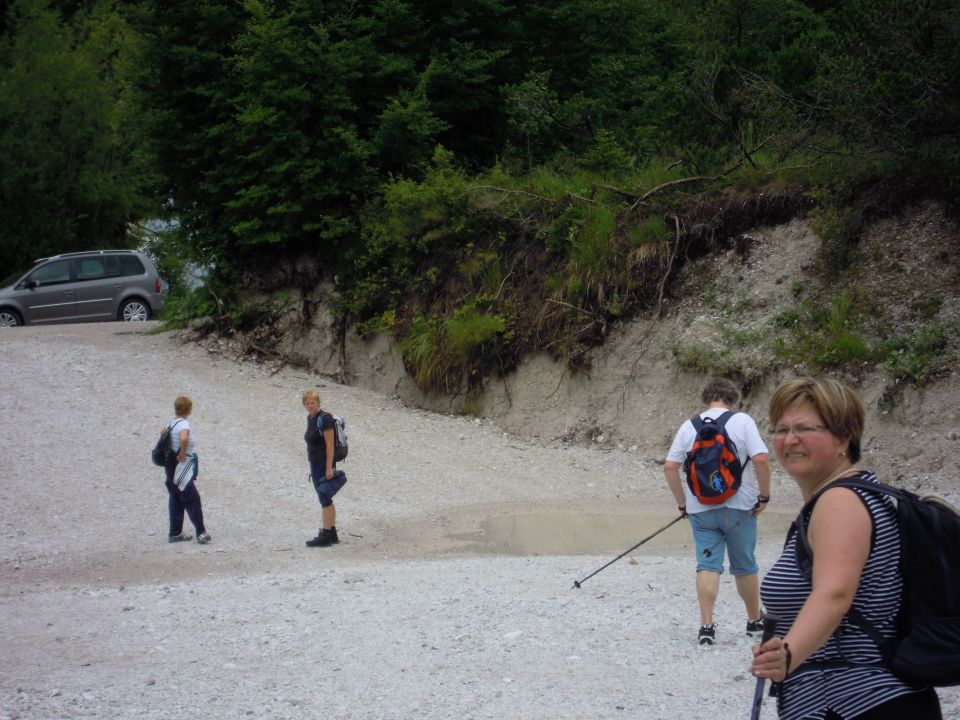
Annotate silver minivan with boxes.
[0,250,165,327]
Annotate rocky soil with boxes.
[2,321,959,720]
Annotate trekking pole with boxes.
[750,612,781,720]
[572,513,685,589]
[702,509,755,557]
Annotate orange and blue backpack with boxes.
[683,410,748,505]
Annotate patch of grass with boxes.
[634,156,687,192]
[774,290,883,372]
[399,315,447,390]
[562,204,618,305]
[671,344,740,378]
[459,250,504,296]
[884,320,960,386]
[445,304,507,363]
[628,215,670,247]
[399,304,508,393]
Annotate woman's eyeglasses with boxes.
[772,424,828,438]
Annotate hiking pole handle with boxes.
[750,612,781,720]
[572,513,685,589]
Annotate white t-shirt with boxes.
[666,408,768,513]
[168,417,195,454]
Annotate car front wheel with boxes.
[0,309,22,327]
[119,299,151,322]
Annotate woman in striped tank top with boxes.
[749,377,940,719]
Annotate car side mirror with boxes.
[25,280,38,290]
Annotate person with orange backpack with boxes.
[663,377,772,646]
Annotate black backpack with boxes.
[150,419,183,466]
[682,411,748,505]
[318,412,348,463]
[794,476,960,686]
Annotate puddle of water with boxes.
[449,510,794,556]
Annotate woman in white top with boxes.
[163,395,210,544]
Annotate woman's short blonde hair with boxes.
[769,377,865,463]
[302,390,320,405]
[174,395,193,416]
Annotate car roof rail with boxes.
[35,249,135,262]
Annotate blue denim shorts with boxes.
[311,466,346,508]
[688,508,758,575]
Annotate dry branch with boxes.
[469,185,558,205]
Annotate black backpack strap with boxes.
[794,472,886,579]
[714,409,736,428]
[792,473,899,653]
[713,410,751,469]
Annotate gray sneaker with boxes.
[197,533,211,544]
[168,533,192,543]
[746,618,765,636]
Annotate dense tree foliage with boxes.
[0,0,147,273]
[2,0,958,384]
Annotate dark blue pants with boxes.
[309,462,346,508]
[164,453,205,536]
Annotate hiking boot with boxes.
[746,617,765,636]
[698,624,717,646]
[305,528,334,548]
[168,533,192,543]
[197,533,211,544]
[328,527,339,544]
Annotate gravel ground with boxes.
[2,322,957,720]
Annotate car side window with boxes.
[119,255,145,276]
[76,258,107,280]
[102,256,122,277]
[23,260,71,287]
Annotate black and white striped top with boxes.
[760,471,925,720]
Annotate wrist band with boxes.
[783,642,792,675]
[757,495,770,503]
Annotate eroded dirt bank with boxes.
[3,237,958,718]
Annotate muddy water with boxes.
[450,510,796,556]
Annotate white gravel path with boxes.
[1,323,957,720]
